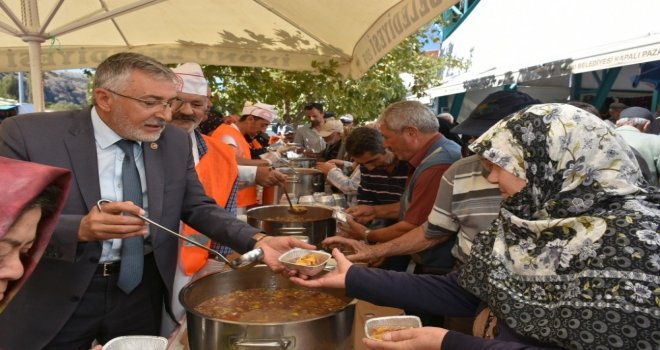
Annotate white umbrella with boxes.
[0,0,456,111]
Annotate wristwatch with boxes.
[248,232,268,250]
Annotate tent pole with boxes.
[25,38,44,112]
[591,68,621,111]
[449,92,465,119]
[21,0,45,112]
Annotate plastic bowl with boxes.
[278,248,331,276]
[102,336,168,350]
[365,316,422,341]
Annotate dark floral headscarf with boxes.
[460,103,660,349]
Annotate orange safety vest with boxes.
[251,138,263,150]
[268,135,280,145]
[214,124,258,207]
[179,134,239,275]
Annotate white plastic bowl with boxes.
[278,248,331,276]
[102,336,168,350]
[365,315,422,341]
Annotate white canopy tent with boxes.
[427,0,660,98]
[0,0,457,111]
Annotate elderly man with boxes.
[167,62,248,329]
[339,114,354,134]
[214,102,286,211]
[341,101,461,272]
[0,52,311,349]
[616,106,660,186]
[319,118,346,161]
[294,102,326,153]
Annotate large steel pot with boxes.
[262,168,324,205]
[246,205,335,247]
[285,157,316,168]
[181,265,355,350]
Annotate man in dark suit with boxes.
[0,52,311,349]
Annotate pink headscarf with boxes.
[0,157,71,312]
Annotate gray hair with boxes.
[378,101,439,134]
[437,112,454,124]
[93,52,177,93]
[616,117,649,128]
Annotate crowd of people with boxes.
[0,51,658,350]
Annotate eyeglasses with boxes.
[106,89,180,111]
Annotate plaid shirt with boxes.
[196,129,238,256]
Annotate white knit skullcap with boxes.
[241,102,277,123]
[172,62,208,96]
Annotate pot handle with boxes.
[286,176,300,183]
[278,227,307,235]
[231,337,292,349]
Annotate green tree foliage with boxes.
[203,24,462,125]
[0,73,19,100]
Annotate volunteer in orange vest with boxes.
[214,102,283,212]
[164,63,243,329]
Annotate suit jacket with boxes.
[0,109,260,349]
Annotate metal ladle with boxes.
[96,199,263,270]
[280,186,308,215]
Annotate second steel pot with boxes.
[246,205,335,247]
[263,168,325,205]
[285,157,317,168]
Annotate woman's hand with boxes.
[362,327,449,350]
[289,248,353,288]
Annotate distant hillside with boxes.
[0,70,90,107]
[44,71,90,106]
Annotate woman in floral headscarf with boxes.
[0,157,70,312]
[291,103,659,350]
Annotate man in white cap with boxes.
[168,62,241,332]
[339,114,354,134]
[168,63,286,331]
[214,101,286,211]
[615,106,660,186]
[318,118,346,161]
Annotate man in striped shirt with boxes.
[348,127,409,209]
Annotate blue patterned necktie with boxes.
[115,140,144,294]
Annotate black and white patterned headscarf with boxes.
[461,103,660,349]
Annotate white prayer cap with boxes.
[241,102,277,123]
[339,114,354,124]
[172,63,208,96]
